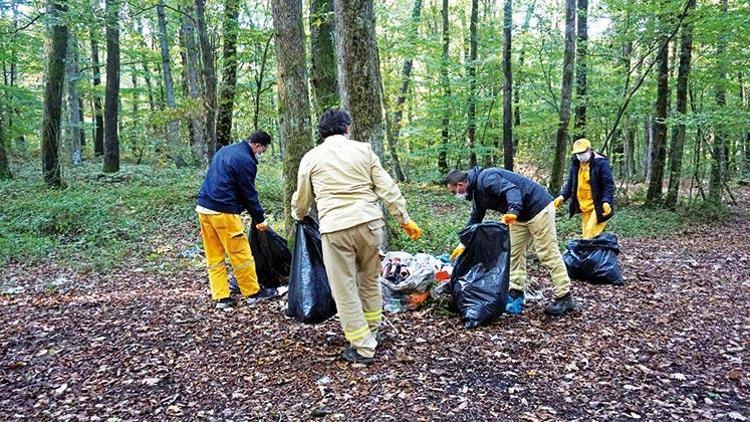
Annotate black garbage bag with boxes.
[450,222,510,329]
[228,225,291,294]
[286,217,337,324]
[563,233,622,284]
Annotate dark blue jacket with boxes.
[466,167,553,225]
[559,154,615,222]
[197,142,265,223]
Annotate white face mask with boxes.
[255,152,263,161]
[577,152,591,163]
[455,192,468,200]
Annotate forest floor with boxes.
[1,166,749,420]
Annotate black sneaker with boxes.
[216,297,236,311]
[245,287,279,306]
[545,293,576,316]
[342,347,374,365]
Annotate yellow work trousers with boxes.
[581,210,607,239]
[198,213,260,300]
[509,203,571,298]
[321,220,384,359]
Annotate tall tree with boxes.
[66,35,82,165]
[709,0,728,202]
[437,0,450,174]
[310,0,338,113]
[549,0,576,195]
[0,110,11,180]
[272,0,313,234]
[665,0,695,209]
[502,0,513,170]
[386,0,423,182]
[180,6,207,163]
[466,0,479,167]
[646,38,670,205]
[333,0,386,160]
[156,0,184,165]
[103,0,121,173]
[89,14,104,156]
[194,0,218,159]
[573,0,588,137]
[216,0,240,147]
[42,0,69,186]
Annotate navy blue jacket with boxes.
[197,142,265,223]
[466,167,553,225]
[559,154,615,222]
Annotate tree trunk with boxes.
[664,0,695,209]
[180,7,208,163]
[645,39,670,205]
[66,35,82,166]
[252,35,273,131]
[89,25,104,156]
[548,0,576,195]
[437,0,450,174]
[310,0,339,114]
[466,0,479,167]
[216,0,240,148]
[625,124,635,179]
[502,0,513,170]
[573,0,587,137]
[645,115,653,182]
[195,0,218,159]
[78,97,85,147]
[42,0,69,187]
[272,0,314,236]
[512,1,535,138]
[0,110,11,180]
[103,0,121,173]
[709,0,728,202]
[156,0,184,165]
[386,0,422,182]
[333,0,386,161]
[136,19,155,113]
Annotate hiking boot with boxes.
[216,297,236,311]
[612,278,624,286]
[245,287,279,306]
[505,289,524,315]
[545,293,575,316]
[342,347,374,365]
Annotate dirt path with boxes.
[2,190,749,420]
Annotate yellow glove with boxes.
[450,244,465,261]
[602,202,612,217]
[501,213,518,225]
[401,220,422,241]
[554,195,565,209]
[255,221,269,232]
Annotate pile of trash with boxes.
[379,252,453,313]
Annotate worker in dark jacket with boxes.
[445,168,575,316]
[196,130,279,311]
[554,139,616,239]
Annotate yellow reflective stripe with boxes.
[232,260,255,271]
[208,261,225,269]
[363,309,382,321]
[344,325,372,342]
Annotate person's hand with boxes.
[501,213,518,225]
[554,195,565,209]
[450,244,465,261]
[401,220,422,241]
[602,202,612,217]
[256,221,269,232]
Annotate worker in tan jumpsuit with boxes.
[291,108,422,365]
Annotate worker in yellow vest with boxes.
[554,138,616,239]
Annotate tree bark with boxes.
[645,39,670,205]
[437,0,450,174]
[310,0,339,114]
[216,0,240,148]
[136,19,155,113]
[89,25,104,156]
[333,0,386,161]
[466,0,479,167]
[502,0,513,170]
[156,0,184,165]
[103,0,121,173]
[194,0,218,159]
[512,1,535,135]
[66,35,82,166]
[42,0,69,186]
[0,110,11,180]
[573,0,587,137]
[709,0,728,202]
[252,35,273,131]
[665,0,695,209]
[548,0,576,195]
[180,6,208,163]
[272,0,314,235]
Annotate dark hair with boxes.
[444,170,468,185]
[248,130,272,146]
[317,108,352,139]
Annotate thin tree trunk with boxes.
[665,0,695,209]
[0,110,11,180]
[78,97,85,147]
[646,38,670,205]
[195,0,218,159]
[709,0,728,202]
[548,0,576,195]
[438,0,450,174]
[66,35,82,166]
[573,0,587,137]
[310,0,338,114]
[502,0,513,170]
[216,0,240,148]
[272,0,313,236]
[180,7,208,163]
[42,0,69,186]
[103,0,120,173]
[90,26,104,156]
[252,35,273,131]
[156,0,184,165]
[466,0,479,167]
[645,116,653,182]
[136,19,155,113]
[512,0,535,147]
[625,124,635,179]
